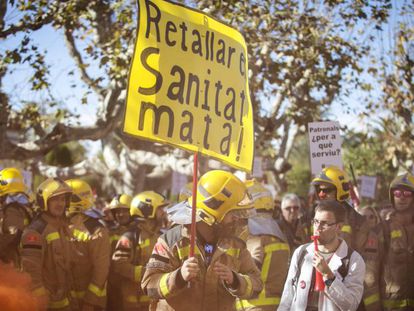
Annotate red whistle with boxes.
[311,235,325,291]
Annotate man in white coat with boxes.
[278,200,365,311]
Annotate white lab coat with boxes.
[278,239,365,311]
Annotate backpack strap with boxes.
[292,243,311,288]
[337,245,366,311]
[337,245,354,279]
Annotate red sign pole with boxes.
[189,152,198,257]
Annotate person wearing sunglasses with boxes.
[378,173,414,310]
[311,166,369,255]
[278,193,310,255]
[279,200,365,311]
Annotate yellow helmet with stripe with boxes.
[312,166,350,202]
[245,179,273,212]
[36,178,72,211]
[65,179,94,214]
[130,191,169,219]
[109,194,132,211]
[0,167,27,196]
[191,170,253,225]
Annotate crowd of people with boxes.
[0,165,413,311]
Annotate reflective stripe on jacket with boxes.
[382,220,414,310]
[141,224,263,311]
[70,213,110,308]
[20,213,75,310]
[237,234,290,311]
[112,221,162,310]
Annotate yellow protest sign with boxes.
[123,0,254,171]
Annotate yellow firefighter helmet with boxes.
[36,178,72,211]
[245,179,274,212]
[65,179,94,214]
[191,170,253,226]
[109,194,132,210]
[312,166,350,202]
[130,191,169,219]
[0,167,27,196]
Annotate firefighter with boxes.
[311,166,368,253]
[108,194,133,252]
[361,206,384,311]
[106,193,133,311]
[141,170,263,311]
[365,173,414,311]
[20,178,75,310]
[111,191,169,310]
[236,179,290,311]
[0,167,34,267]
[65,179,110,311]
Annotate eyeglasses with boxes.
[393,189,413,198]
[283,205,300,211]
[311,218,337,229]
[316,187,335,194]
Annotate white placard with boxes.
[308,121,343,175]
[360,175,377,199]
[171,171,189,196]
[252,157,263,178]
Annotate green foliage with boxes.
[342,130,398,203]
[1,0,411,196]
[285,134,311,197]
[44,142,85,167]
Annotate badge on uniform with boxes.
[205,243,214,265]
[25,233,39,243]
[300,280,306,289]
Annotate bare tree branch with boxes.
[0,14,55,39]
[64,26,104,97]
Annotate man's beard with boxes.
[216,222,237,238]
[318,234,336,246]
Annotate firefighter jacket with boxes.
[277,217,309,256]
[20,213,76,310]
[278,239,365,311]
[109,224,132,254]
[112,220,162,310]
[141,224,263,311]
[359,224,384,311]
[236,216,290,311]
[69,213,110,308]
[366,219,414,310]
[340,203,370,254]
[0,194,33,266]
[107,223,136,311]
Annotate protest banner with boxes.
[123,0,254,258]
[360,175,377,199]
[123,0,254,172]
[308,121,343,175]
